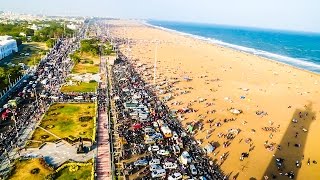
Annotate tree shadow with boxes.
[263,103,316,179]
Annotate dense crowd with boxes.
[110,53,225,180]
[0,24,88,160]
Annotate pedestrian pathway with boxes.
[96,57,112,179]
[20,140,94,167]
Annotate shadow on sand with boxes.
[262,103,316,179]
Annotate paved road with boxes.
[20,140,94,167]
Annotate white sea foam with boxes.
[144,21,320,73]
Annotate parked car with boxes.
[190,164,197,175]
[151,169,166,178]
[180,151,192,164]
[148,145,160,152]
[163,162,178,169]
[149,159,161,165]
[168,172,183,180]
[134,159,148,166]
[149,164,163,171]
[157,149,170,156]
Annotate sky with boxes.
[1,0,320,33]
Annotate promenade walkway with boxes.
[96,56,112,179]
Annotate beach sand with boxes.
[109,20,320,179]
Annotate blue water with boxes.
[147,20,320,73]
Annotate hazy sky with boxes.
[1,0,319,32]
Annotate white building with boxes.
[67,24,79,30]
[0,36,18,60]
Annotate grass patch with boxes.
[61,81,97,93]
[55,165,92,180]
[72,63,99,74]
[9,159,54,180]
[71,53,99,74]
[30,103,95,144]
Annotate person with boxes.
[308,158,310,165]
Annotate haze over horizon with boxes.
[1,0,320,33]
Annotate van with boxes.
[160,124,172,138]
[151,169,166,178]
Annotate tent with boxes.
[230,109,242,114]
[204,144,215,153]
[187,125,193,132]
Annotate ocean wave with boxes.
[145,21,320,73]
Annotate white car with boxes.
[145,137,155,144]
[190,164,197,175]
[180,151,192,165]
[157,149,170,156]
[134,159,148,166]
[163,162,178,169]
[168,172,182,180]
[149,158,161,165]
[148,145,160,152]
[144,127,156,134]
[199,176,207,180]
[149,164,163,171]
[153,121,159,128]
[151,169,166,178]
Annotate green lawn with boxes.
[72,63,99,74]
[30,103,95,144]
[71,54,99,74]
[9,159,54,180]
[55,165,92,180]
[61,81,97,93]
[9,159,93,180]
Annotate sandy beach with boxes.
[109,20,320,179]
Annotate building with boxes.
[0,36,18,60]
[67,24,79,30]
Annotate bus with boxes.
[160,124,172,138]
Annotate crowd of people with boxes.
[0,24,88,164]
[110,53,226,179]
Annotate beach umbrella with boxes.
[230,109,242,114]
[187,124,193,132]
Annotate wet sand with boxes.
[109,20,320,179]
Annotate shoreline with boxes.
[144,21,320,76]
[109,19,320,179]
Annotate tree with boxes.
[46,39,55,48]
[25,28,34,36]
[0,67,5,78]
[31,35,41,42]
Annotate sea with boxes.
[147,20,320,74]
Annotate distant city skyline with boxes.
[1,0,320,33]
